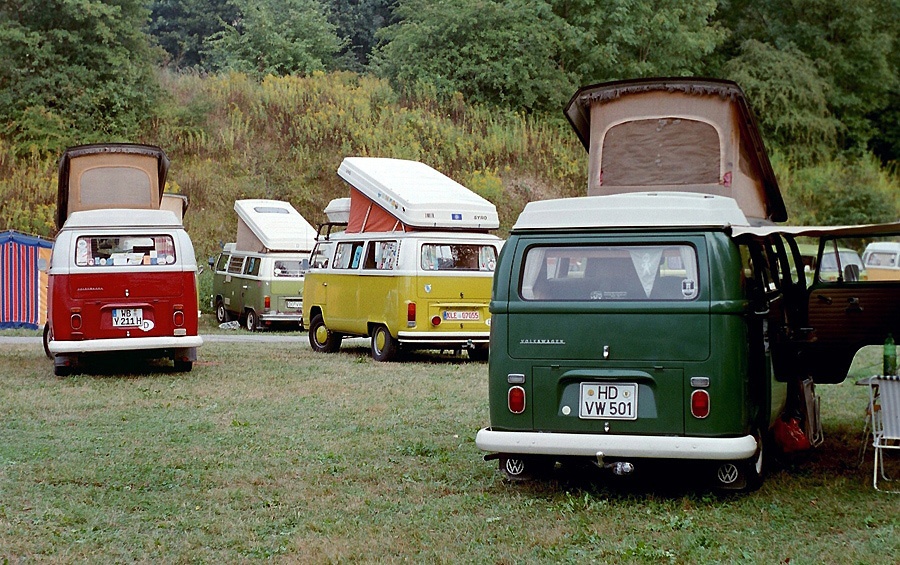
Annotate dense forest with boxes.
[0,0,897,259]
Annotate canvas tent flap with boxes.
[161,193,189,221]
[337,157,499,233]
[732,222,900,239]
[234,199,318,253]
[56,144,170,230]
[563,78,786,224]
[1,230,53,329]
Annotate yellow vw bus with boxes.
[303,158,502,361]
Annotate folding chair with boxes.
[869,376,900,492]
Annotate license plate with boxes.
[113,308,143,327]
[285,300,302,309]
[579,383,638,420]
[443,310,479,321]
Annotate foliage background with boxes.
[0,0,897,259]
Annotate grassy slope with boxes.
[0,341,897,562]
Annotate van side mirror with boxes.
[301,259,310,271]
[843,264,860,282]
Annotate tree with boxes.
[203,0,345,78]
[549,0,726,83]
[714,0,898,154]
[0,0,160,155]
[324,0,395,72]
[724,40,839,164]
[373,0,578,113]
[147,0,240,70]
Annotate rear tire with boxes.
[53,357,71,377]
[309,314,342,353]
[468,344,489,361]
[215,299,230,324]
[245,309,258,331]
[42,323,52,359]
[174,359,193,372]
[371,325,398,362]
[714,430,766,492]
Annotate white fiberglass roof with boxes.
[513,192,751,231]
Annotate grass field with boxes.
[1,332,898,563]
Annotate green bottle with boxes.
[884,333,897,376]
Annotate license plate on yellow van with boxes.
[113,308,143,327]
[443,310,479,321]
[579,383,638,420]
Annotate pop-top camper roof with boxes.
[337,157,499,233]
[564,78,786,223]
[234,199,318,253]
[56,144,170,230]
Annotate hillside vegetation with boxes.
[1,71,587,260]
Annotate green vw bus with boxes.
[476,78,900,491]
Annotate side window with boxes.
[334,242,364,269]
[244,256,261,276]
[227,255,244,274]
[215,253,229,272]
[421,244,497,271]
[310,243,332,269]
[364,241,400,270]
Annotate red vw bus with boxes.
[44,144,202,375]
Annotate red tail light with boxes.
[173,310,185,327]
[264,295,271,309]
[508,386,526,414]
[691,390,710,419]
[407,302,416,327]
[70,313,82,330]
[431,315,441,326]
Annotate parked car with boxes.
[797,243,865,283]
[476,78,900,491]
[862,241,900,281]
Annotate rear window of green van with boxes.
[520,244,699,301]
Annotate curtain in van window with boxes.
[521,247,547,299]
[629,247,663,298]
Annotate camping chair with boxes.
[869,376,900,492]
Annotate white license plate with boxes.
[113,308,143,327]
[579,383,638,420]
[285,300,302,309]
[443,310,479,321]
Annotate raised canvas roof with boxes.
[337,157,499,232]
[564,78,786,223]
[56,144,170,230]
[513,192,750,232]
[234,199,317,253]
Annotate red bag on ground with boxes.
[774,417,812,453]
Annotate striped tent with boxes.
[0,230,53,329]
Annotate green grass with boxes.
[1,338,898,562]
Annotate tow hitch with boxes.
[595,452,635,476]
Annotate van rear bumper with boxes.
[49,335,203,354]
[475,428,757,461]
[397,331,489,345]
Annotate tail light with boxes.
[431,315,441,326]
[508,386,526,414]
[264,295,271,309]
[70,313,82,330]
[691,390,710,419]
[173,309,185,327]
[407,302,416,327]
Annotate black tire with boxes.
[371,325,398,362]
[53,359,71,377]
[468,344,489,361]
[42,323,52,359]
[244,309,258,331]
[215,299,230,324]
[174,359,193,372]
[309,314,342,353]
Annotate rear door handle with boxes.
[817,295,833,305]
[846,297,863,313]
